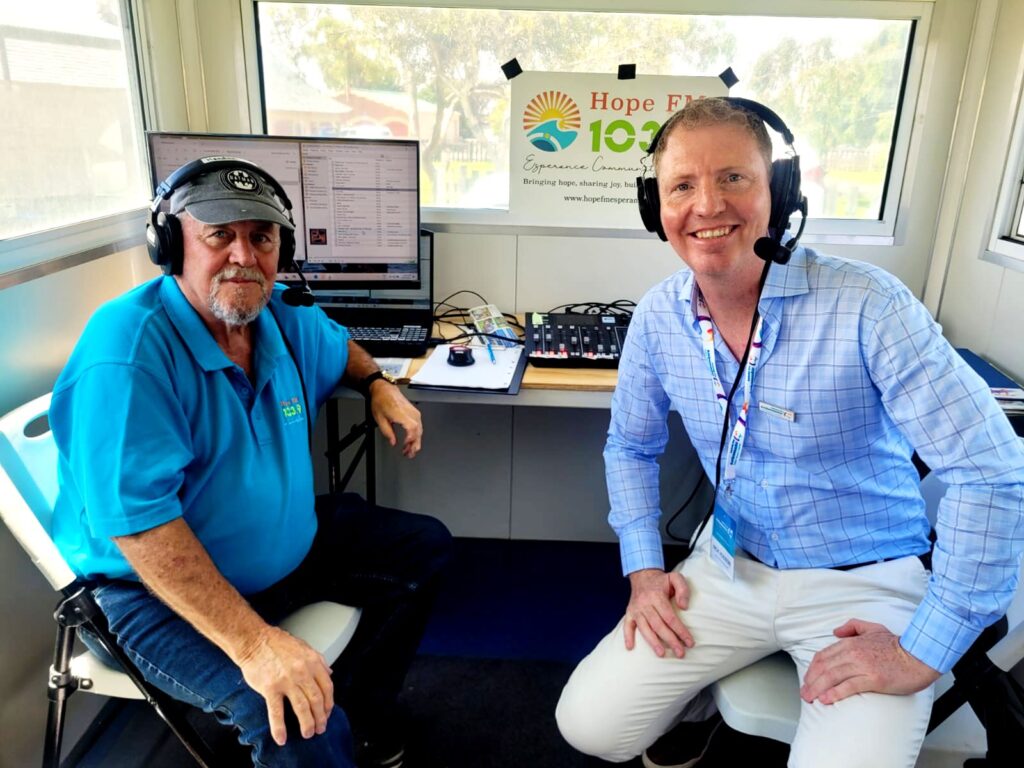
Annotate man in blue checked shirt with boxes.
[556,97,1024,767]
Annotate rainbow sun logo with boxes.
[522,91,581,152]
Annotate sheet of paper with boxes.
[410,344,522,390]
[374,357,413,379]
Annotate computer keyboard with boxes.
[347,325,429,357]
[349,325,428,343]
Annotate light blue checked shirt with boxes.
[606,245,1024,673]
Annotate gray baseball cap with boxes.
[170,166,295,230]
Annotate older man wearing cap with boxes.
[49,157,451,768]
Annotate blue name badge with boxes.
[709,504,737,580]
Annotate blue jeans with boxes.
[85,493,453,767]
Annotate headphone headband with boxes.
[720,97,795,146]
[644,97,796,160]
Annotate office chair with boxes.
[710,452,1024,764]
[0,393,362,768]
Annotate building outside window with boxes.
[0,1,147,244]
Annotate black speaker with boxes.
[146,156,296,276]
[635,97,807,263]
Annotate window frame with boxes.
[244,0,935,243]
[983,65,1024,272]
[0,0,151,283]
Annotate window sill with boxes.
[0,210,148,290]
[982,237,1024,273]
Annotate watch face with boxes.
[361,370,397,395]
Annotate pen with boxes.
[485,337,497,364]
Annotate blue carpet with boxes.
[418,538,687,664]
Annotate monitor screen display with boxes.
[146,132,421,290]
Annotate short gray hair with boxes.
[653,97,773,176]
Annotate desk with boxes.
[324,356,681,542]
[324,356,619,502]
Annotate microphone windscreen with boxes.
[754,236,792,265]
[281,286,315,307]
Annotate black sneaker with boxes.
[642,713,724,768]
[355,736,405,768]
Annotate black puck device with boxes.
[525,312,630,368]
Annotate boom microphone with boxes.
[282,258,315,307]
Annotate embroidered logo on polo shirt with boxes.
[280,396,304,425]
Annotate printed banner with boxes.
[509,72,727,228]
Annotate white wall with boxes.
[927,0,1024,382]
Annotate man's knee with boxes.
[418,513,454,562]
[789,691,931,768]
[234,700,355,767]
[790,741,919,768]
[554,675,639,763]
[404,513,454,585]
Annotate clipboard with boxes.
[409,344,528,395]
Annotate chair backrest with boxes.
[0,392,76,590]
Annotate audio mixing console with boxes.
[524,312,630,368]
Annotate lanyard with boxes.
[695,291,763,481]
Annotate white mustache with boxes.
[212,267,266,287]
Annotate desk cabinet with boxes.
[319,396,709,544]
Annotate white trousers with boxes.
[556,531,934,767]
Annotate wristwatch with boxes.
[357,369,398,397]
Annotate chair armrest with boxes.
[989,621,1024,672]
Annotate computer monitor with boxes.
[146,131,421,291]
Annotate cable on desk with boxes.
[544,299,636,317]
[431,290,525,345]
[433,330,526,346]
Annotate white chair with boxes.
[0,393,362,768]
[710,454,1024,762]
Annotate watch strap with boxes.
[358,370,395,397]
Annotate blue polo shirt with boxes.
[50,276,350,594]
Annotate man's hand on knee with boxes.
[625,568,695,658]
[236,625,335,746]
[800,618,940,705]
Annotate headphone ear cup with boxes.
[148,212,183,275]
[636,176,667,241]
[768,158,802,237]
[163,213,184,276]
[278,228,296,272]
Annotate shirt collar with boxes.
[158,277,288,378]
[678,242,810,324]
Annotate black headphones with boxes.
[636,97,808,265]
[147,156,297,276]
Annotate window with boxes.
[1016,193,1024,239]
[0,1,147,244]
[985,74,1024,269]
[255,2,917,230]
